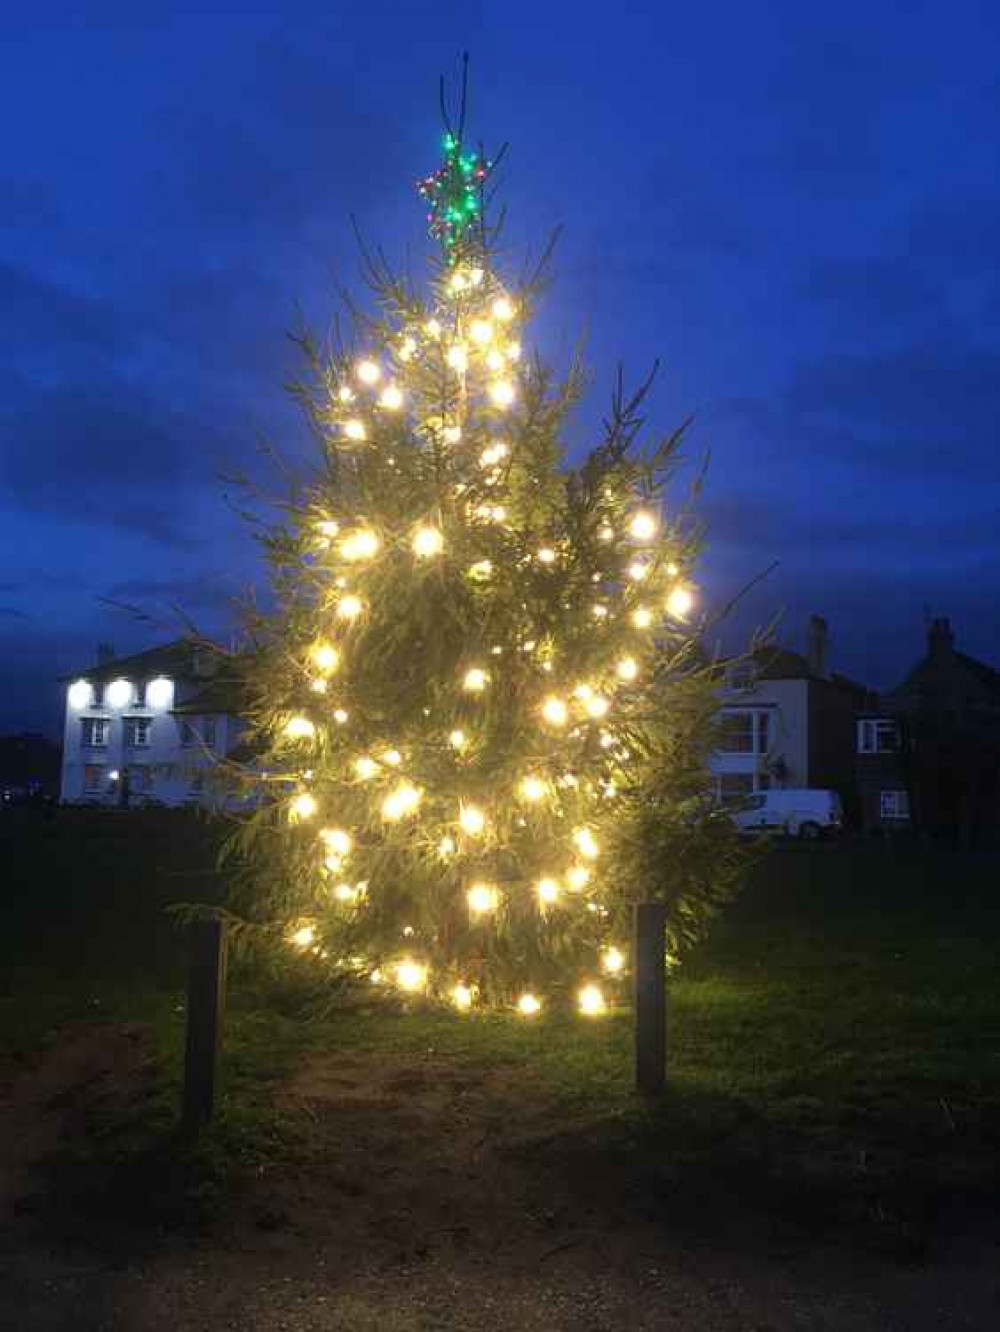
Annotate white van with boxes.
[732,788,843,838]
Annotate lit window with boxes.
[880,790,910,821]
[858,719,899,754]
[83,764,106,793]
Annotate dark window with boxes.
[83,764,105,792]
[123,716,151,747]
[81,718,109,748]
[858,719,899,754]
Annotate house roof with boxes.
[748,645,870,695]
[59,638,224,686]
[891,647,1000,704]
[171,677,252,717]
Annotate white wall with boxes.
[710,678,810,791]
[59,675,239,808]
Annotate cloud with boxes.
[104,573,240,618]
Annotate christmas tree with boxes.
[226,85,744,1014]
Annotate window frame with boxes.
[123,715,152,748]
[83,764,106,793]
[880,789,910,821]
[81,717,109,748]
[858,718,899,754]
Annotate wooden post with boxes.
[633,902,668,1096]
[182,917,228,1130]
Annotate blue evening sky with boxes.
[3,2,1000,732]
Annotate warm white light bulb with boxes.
[541,697,568,727]
[602,946,625,976]
[399,335,417,361]
[573,827,599,860]
[492,296,514,322]
[599,524,614,542]
[630,511,657,541]
[284,716,316,740]
[449,729,467,751]
[632,607,654,629]
[290,925,316,949]
[412,526,444,558]
[356,359,381,384]
[517,993,541,1017]
[520,775,547,802]
[382,748,402,766]
[443,424,462,444]
[585,695,609,719]
[290,792,318,821]
[467,883,498,914]
[379,384,403,410]
[320,827,352,857]
[395,960,427,991]
[486,348,504,372]
[628,560,650,581]
[567,864,591,891]
[447,343,469,373]
[425,318,442,339]
[459,803,486,837]
[666,585,695,620]
[354,756,378,780]
[468,560,493,581]
[578,984,606,1017]
[340,529,380,561]
[463,667,488,693]
[488,380,515,409]
[333,708,349,725]
[343,419,366,442]
[337,595,364,621]
[537,877,560,904]
[311,641,339,675]
[382,782,421,821]
[452,983,474,1011]
[537,547,557,565]
[616,656,639,682]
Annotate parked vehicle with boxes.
[732,788,843,839]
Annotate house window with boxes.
[858,719,899,754]
[880,790,910,821]
[126,764,155,792]
[83,764,106,793]
[123,716,151,748]
[719,710,770,754]
[81,717,109,748]
[181,717,217,750]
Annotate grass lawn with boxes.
[2,806,999,1253]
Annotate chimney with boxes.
[928,617,955,659]
[96,641,115,665]
[806,615,828,678]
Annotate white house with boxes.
[59,639,246,808]
[710,616,871,813]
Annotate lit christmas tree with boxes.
[227,87,744,1015]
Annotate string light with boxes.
[332,882,360,902]
[382,748,402,766]
[592,604,609,620]
[630,512,657,541]
[399,335,417,360]
[585,694,609,719]
[468,559,493,581]
[317,519,340,539]
[602,947,625,975]
[337,386,354,404]
[425,318,442,339]
[333,708,349,725]
[666,585,695,619]
[284,716,316,740]
[320,827,352,857]
[310,641,339,675]
[447,343,469,372]
[356,359,381,384]
[438,834,457,856]
[598,524,614,542]
[412,525,444,558]
[379,384,403,410]
[395,960,427,991]
[343,419,366,442]
[290,925,316,949]
[463,667,489,693]
[340,529,380,561]
[337,595,364,621]
[382,782,421,821]
[628,560,650,581]
[537,877,560,904]
[443,424,462,444]
[486,348,504,372]
[354,756,378,780]
[452,983,474,1011]
[470,318,493,344]
[537,547,556,565]
[573,827,599,860]
[467,882,498,914]
[632,607,654,629]
[616,656,639,682]
[566,865,591,890]
[541,697,568,727]
[480,442,508,466]
[488,380,515,408]
[492,296,514,321]
[519,775,547,802]
[290,792,318,821]
[517,993,541,1016]
[459,803,486,836]
[449,729,468,750]
[578,984,606,1016]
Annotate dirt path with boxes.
[0,1027,997,1330]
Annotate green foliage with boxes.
[222,127,747,1006]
